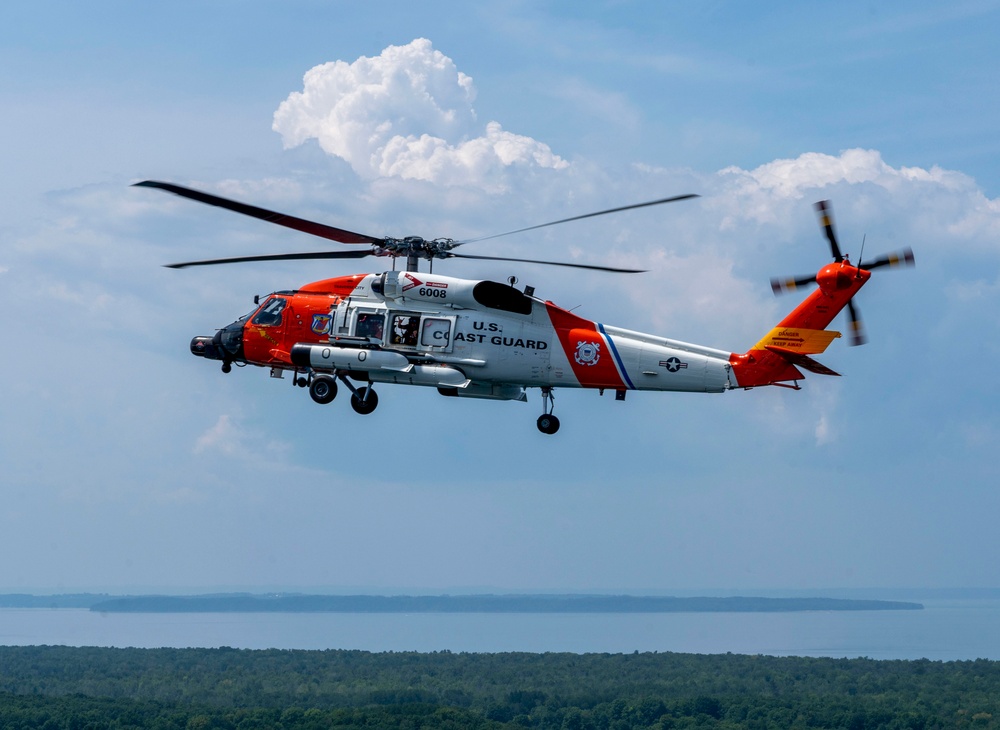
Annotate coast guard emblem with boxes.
[311,314,332,335]
[574,340,601,366]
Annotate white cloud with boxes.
[811,387,843,446]
[619,249,771,348]
[194,414,244,455]
[713,148,979,228]
[814,413,832,446]
[947,190,1000,243]
[725,149,894,199]
[273,39,567,191]
[193,413,296,468]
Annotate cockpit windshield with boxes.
[235,307,256,324]
[252,296,287,326]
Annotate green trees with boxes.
[0,647,997,728]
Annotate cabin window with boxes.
[421,318,452,348]
[389,313,420,347]
[251,296,287,326]
[354,312,385,341]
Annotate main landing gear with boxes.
[536,387,560,435]
[308,375,338,404]
[306,373,379,415]
[350,387,378,415]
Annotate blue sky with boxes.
[1,1,999,594]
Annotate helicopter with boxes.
[135,181,914,434]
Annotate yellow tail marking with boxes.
[753,327,842,355]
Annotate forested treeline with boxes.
[0,646,998,728]
[0,594,923,612]
[84,595,923,613]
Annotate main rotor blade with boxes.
[860,247,915,271]
[814,200,844,262]
[446,252,645,273]
[460,194,700,245]
[165,249,375,269]
[135,180,381,245]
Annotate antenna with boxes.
[856,234,867,279]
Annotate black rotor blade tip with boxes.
[814,199,844,262]
[846,299,868,346]
[133,180,380,245]
[164,249,375,269]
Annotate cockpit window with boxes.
[252,297,287,326]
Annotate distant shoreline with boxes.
[0,594,923,613]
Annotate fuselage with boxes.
[197,270,739,398]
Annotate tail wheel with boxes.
[351,387,379,415]
[309,375,338,404]
[537,414,560,435]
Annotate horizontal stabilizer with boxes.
[754,327,841,355]
[765,347,841,377]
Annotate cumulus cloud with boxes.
[713,148,983,229]
[722,149,901,200]
[273,39,567,191]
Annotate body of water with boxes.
[1,599,998,660]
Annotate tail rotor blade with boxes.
[814,200,844,262]
[771,274,817,295]
[860,247,915,271]
[846,299,868,346]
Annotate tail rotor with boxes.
[769,200,914,346]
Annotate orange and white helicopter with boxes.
[137,181,913,434]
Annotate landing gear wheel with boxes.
[295,377,309,388]
[309,375,338,405]
[537,414,560,435]
[351,387,379,415]
[221,362,232,374]
[536,386,559,434]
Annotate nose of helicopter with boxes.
[190,335,221,359]
[190,319,246,364]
